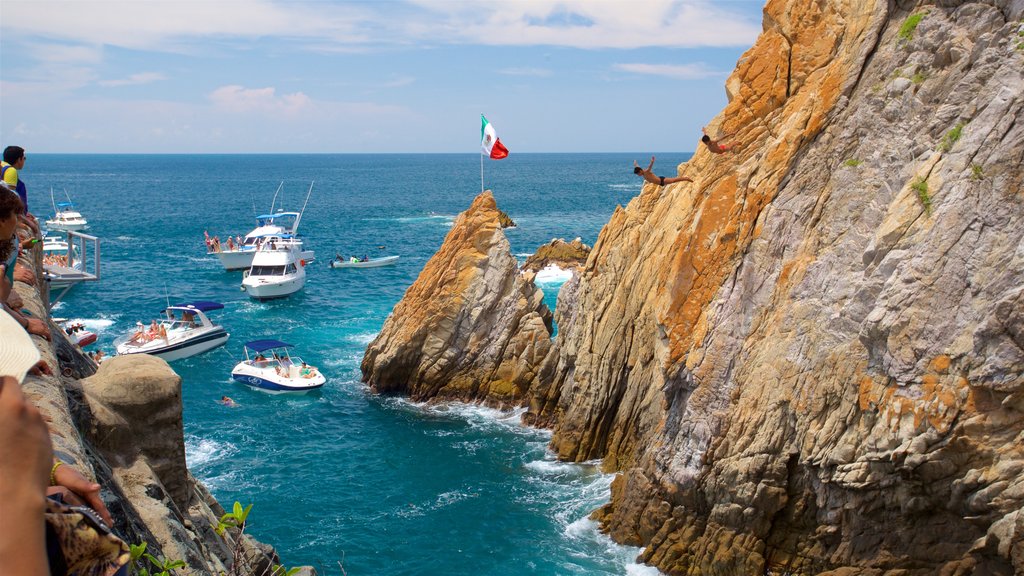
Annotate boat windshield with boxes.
[251,265,287,276]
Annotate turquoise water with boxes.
[32,153,690,575]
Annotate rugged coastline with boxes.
[13,240,306,574]
[363,1,1024,574]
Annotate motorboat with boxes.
[329,255,399,269]
[231,339,325,393]
[58,320,97,347]
[210,182,315,271]
[114,301,230,361]
[241,235,310,300]
[44,189,88,231]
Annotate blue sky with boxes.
[0,1,765,153]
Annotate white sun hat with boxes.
[0,311,40,382]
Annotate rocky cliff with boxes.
[363,0,1024,574]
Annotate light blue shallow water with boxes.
[32,153,690,575]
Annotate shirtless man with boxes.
[701,126,737,154]
[633,156,693,187]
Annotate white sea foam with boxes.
[608,183,640,190]
[534,264,573,284]
[65,317,116,331]
[626,562,664,575]
[184,436,238,469]
[514,252,534,258]
[346,331,378,345]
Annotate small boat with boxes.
[63,321,97,347]
[114,301,230,361]
[44,189,88,231]
[231,339,325,393]
[329,255,400,269]
[241,235,310,300]
[210,182,315,271]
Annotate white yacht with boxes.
[241,235,310,300]
[114,301,229,361]
[210,182,315,271]
[45,202,88,232]
[44,189,88,231]
[231,339,325,393]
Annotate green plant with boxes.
[271,566,303,576]
[971,164,985,180]
[938,122,965,152]
[216,501,253,536]
[910,71,928,84]
[899,12,926,42]
[843,158,862,167]
[912,177,932,215]
[129,542,187,576]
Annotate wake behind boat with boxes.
[231,339,325,393]
[114,301,229,361]
[329,255,399,269]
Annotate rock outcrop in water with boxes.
[364,0,1024,573]
[362,191,553,407]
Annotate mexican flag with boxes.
[481,114,509,159]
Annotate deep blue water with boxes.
[30,153,690,575]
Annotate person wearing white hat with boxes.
[0,309,52,574]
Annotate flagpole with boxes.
[480,151,485,194]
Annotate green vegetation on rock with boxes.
[912,177,932,215]
[899,12,926,42]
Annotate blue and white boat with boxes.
[114,301,230,361]
[231,339,325,393]
[45,188,89,231]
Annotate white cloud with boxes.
[98,72,167,87]
[208,85,312,115]
[1,0,761,52]
[613,62,722,79]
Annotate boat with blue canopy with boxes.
[114,300,229,361]
[231,339,325,393]
[45,189,89,231]
[209,182,315,270]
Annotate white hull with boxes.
[215,248,258,271]
[242,275,305,300]
[231,362,325,393]
[330,255,399,269]
[116,329,229,361]
[45,220,89,232]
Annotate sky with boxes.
[0,1,767,154]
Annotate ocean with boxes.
[32,152,692,575]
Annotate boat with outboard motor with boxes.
[210,182,315,271]
[329,255,400,269]
[114,301,229,361]
[241,235,310,300]
[44,189,88,231]
[231,339,325,393]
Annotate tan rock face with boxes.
[361,191,552,407]
[528,1,1024,574]
[361,1,1024,573]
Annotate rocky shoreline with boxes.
[13,241,309,574]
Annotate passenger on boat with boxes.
[182,311,196,327]
[226,236,235,251]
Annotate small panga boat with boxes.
[329,255,399,269]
